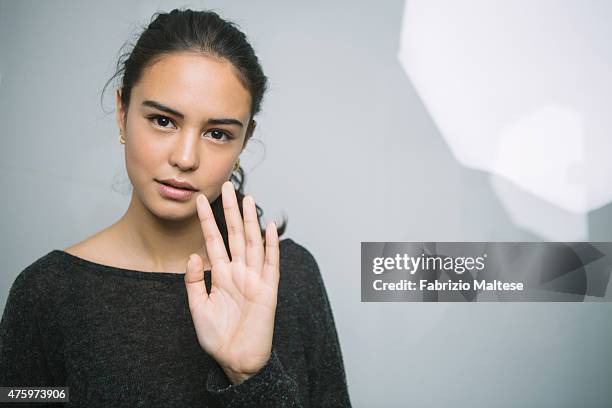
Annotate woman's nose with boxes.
[169,130,200,171]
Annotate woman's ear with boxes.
[247,119,257,138]
[115,88,126,133]
[242,119,257,150]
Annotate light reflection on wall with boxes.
[398,0,612,240]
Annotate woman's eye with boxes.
[204,129,233,142]
[148,115,176,129]
[146,116,231,142]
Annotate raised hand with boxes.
[185,180,280,385]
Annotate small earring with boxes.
[119,131,126,145]
[233,158,240,171]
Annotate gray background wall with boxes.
[1,0,611,407]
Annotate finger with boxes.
[262,221,280,287]
[185,253,208,310]
[222,181,246,266]
[196,192,230,268]
[243,195,264,277]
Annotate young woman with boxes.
[0,9,352,407]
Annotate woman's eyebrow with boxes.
[141,100,244,127]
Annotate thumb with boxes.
[184,253,208,308]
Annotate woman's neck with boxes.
[112,193,212,272]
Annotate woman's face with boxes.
[116,51,254,220]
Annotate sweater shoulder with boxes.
[8,250,66,298]
[279,237,320,273]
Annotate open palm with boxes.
[184,181,280,384]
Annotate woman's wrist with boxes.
[220,366,253,385]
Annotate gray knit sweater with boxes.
[0,238,352,407]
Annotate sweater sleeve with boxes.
[298,247,353,407]
[0,270,54,388]
[0,269,65,407]
[206,346,302,407]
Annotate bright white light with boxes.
[398,0,612,239]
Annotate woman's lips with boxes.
[156,181,196,201]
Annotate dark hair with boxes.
[102,8,287,253]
